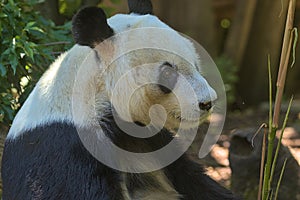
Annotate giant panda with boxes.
[1,0,239,199]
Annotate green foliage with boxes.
[59,0,82,17]
[58,0,121,18]
[99,0,123,17]
[215,55,238,105]
[0,0,73,126]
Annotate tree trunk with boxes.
[154,0,217,57]
[237,0,288,105]
[36,0,66,25]
[224,0,257,67]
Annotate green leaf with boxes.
[8,0,15,7]
[24,21,44,33]
[29,26,44,33]
[2,48,11,56]
[23,42,35,61]
[0,13,8,18]
[2,105,14,121]
[8,53,18,74]
[0,63,7,76]
[25,21,36,29]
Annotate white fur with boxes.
[108,14,170,33]
[8,13,217,139]
[7,45,104,138]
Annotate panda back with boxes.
[7,45,95,139]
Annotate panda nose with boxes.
[199,101,212,111]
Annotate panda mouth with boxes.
[171,110,211,125]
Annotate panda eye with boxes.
[158,62,178,94]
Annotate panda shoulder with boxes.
[7,45,95,140]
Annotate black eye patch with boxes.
[158,62,178,94]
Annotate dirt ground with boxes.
[203,99,300,195]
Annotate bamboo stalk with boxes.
[258,127,267,200]
[261,0,296,199]
[268,97,293,189]
[273,0,296,127]
[262,55,274,199]
[263,126,277,199]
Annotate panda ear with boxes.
[128,0,153,15]
[72,7,114,48]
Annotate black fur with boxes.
[166,157,239,199]
[103,112,240,200]
[128,0,153,15]
[2,123,125,200]
[2,111,239,199]
[158,62,179,94]
[72,7,114,47]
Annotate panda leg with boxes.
[165,154,240,200]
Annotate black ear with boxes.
[128,0,153,15]
[72,7,114,48]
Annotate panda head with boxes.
[71,4,217,132]
[8,1,218,140]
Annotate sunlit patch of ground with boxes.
[205,144,232,187]
[277,127,300,165]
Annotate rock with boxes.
[229,128,299,200]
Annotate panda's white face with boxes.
[106,59,216,130]
[94,14,217,130]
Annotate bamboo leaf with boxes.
[274,159,288,200]
[291,28,298,68]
